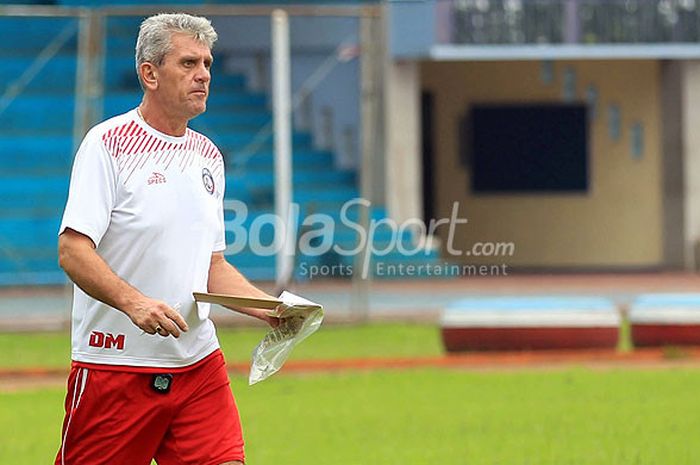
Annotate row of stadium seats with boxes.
[0,15,76,285]
[0,13,438,285]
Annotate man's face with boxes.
[154,32,213,119]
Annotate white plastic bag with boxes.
[249,291,324,385]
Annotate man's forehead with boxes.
[168,33,213,59]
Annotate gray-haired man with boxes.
[55,13,277,465]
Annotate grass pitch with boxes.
[2,367,700,464]
[2,324,699,464]
[0,323,443,369]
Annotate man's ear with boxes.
[139,62,158,90]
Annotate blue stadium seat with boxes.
[0,17,78,51]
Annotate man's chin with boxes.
[187,102,207,119]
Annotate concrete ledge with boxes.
[630,294,700,346]
[441,297,619,352]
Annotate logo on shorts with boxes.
[147,172,166,185]
[202,167,215,195]
[88,331,125,350]
[151,374,173,394]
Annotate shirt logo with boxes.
[202,167,215,195]
[88,331,126,350]
[147,172,167,185]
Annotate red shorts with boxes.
[54,350,245,465]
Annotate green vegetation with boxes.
[0,388,64,464]
[0,323,443,369]
[220,323,444,362]
[3,368,700,464]
[0,332,71,369]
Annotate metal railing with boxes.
[447,0,700,45]
[0,3,380,150]
[0,22,77,120]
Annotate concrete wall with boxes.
[421,60,663,268]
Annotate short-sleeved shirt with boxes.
[60,108,227,370]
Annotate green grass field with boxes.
[2,368,700,464]
[0,323,443,369]
[2,324,700,464]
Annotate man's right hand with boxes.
[59,229,190,339]
[124,298,189,338]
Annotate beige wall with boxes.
[421,60,662,268]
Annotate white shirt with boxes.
[60,109,226,369]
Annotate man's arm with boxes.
[58,228,189,337]
[207,252,279,326]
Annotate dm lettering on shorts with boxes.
[88,331,126,350]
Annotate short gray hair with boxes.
[135,13,218,85]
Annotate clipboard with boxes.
[193,292,283,310]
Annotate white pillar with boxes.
[271,10,294,286]
[384,59,422,224]
[681,61,700,269]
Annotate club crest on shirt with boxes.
[202,167,215,195]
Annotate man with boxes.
[55,13,277,465]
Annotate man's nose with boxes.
[195,64,211,83]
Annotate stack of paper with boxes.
[193,291,324,384]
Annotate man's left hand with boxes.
[257,309,281,328]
